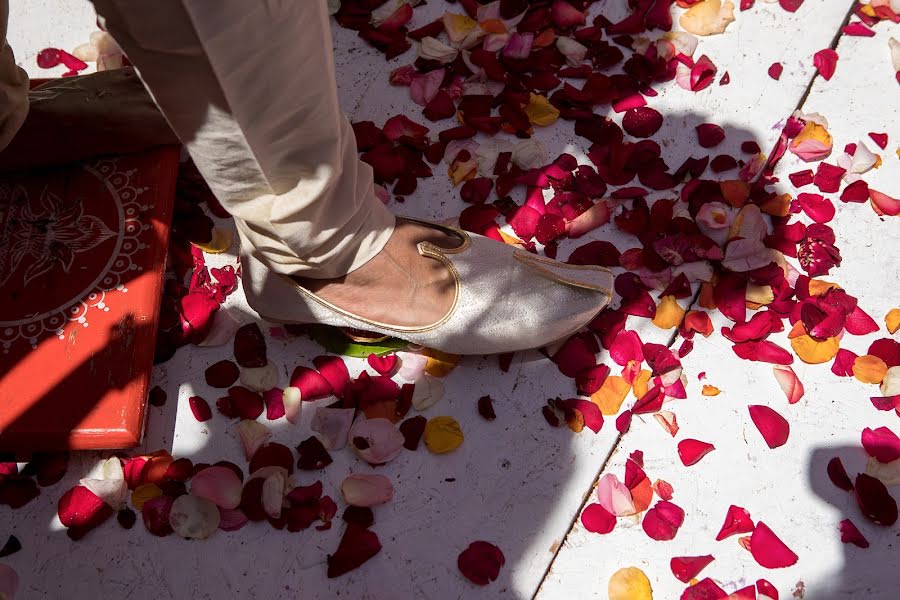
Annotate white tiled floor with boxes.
[3,1,898,599]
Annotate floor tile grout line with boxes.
[532,5,858,594]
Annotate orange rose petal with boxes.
[632,370,652,400]
[699,282,717,310]
[720,180,750,207]
[591,375,631,415]
[787,320,807,339]
[759,193,792,217]
[630,477,654,513]
[423,349,461,377]
[652,295,686,329]
[852,355,889,384]
[702,385,721,396]
[807,278,842,296]
[791,334,841,364]
[886,308,900,334]
[532,29,556,48]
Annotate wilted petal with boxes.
[169,495,220,539]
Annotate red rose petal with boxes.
[789,169,815,187]
[290,366,334,401]
[750,521,798,568]
[249,442,294,475]
[633,386,665,415]
[366,353,398,376]
[678,439,715,466]
[457,540,505,585]
[838,518,870,548]
[36,47,61,68]
[552,332,598,378]
[868,132,888,149]
[748,405,790,449]
[681,578,727,600]
[779,0,805,12]
[263,387,286,420]
[576,364,611,395]
[840,179,869,203]
[615,410,633,433]
[623,107,663,138]
[311,355,349,398]
[716,505,754,540]
[844,22,875,36]
[813,48,838,81]
[691,55,717,91]
[327,523,382,578]
[189,396,212,422]
[642,500,685,541]
[234,323,267,368]
[827,457,854,492]
[149,386,167,407]
[768,62,783,80]
[868,338,900,368]
[296,436,333,471]
[228,386,264,420]
[813,162,846,193]
[57,485,107,529]
[477,395,496,421]
[30,451,69,487]
[797,193,835,223]
[861,427,900,464]
[756,578,779,599]
[696,124,725,148]
[399,415,427,451]
[832,348,859,377]
[562,398,604,433]
[854,473,897,526]
[732,341,794,365]
[671,555,715,583]
[142,495,175,537]
[581,503,616,534]
[205,360,240,388]
[844,306,879,336]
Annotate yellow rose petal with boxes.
[523,93,559,127]
[702,385,720,396]
[424,416,464,454]
[632,370,652,401]
[132,483,163,511]
[608,566,653,600]
[885,308,900,334]
[192,227,233,254]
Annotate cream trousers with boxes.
[1,0,394,279]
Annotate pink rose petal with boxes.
[772,365,804,404]
[341,474,394,507]
[350,418,405,464]
[597,473,636,516]
[190,466,243,509]
[861,427,900,464]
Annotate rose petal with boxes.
[839,518,870,548]
[827,456,854,491]
[642,500,685,541]
[142,495,175,537]
[234,323,267,368]
[716,505,754,540]
[341,474,393,507]
[772,365,804,404]
[597,473,637,516]
[327,523,382,578]
[750,521,798,568]
[169,495,220,539]
[623,107,663,138]
[696,123,725,148]
[861,427,900,464]
[236,420,271,461]
[608,567,653,600]
[205,360,240,388]
[350,418,405,464]
[748,405,790,449]
[797,193,835,223]
[581,503,616,534]
[189,396,213,422]
[239,363,279,393]
[768,62,784,80]
[671,555,715,583]
[190,466,243,509]
[855,473,898,526]
[290,366,334,401]
[813,48,838,81]
[457,540,505,586]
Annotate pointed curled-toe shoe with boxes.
[242,216,613,355]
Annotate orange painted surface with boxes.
[0,147,179,451]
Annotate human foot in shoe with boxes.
[292,219,461,327]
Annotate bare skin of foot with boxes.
[293,219,460,327]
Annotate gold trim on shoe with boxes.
[512,250,614,296]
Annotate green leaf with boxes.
[308,325,408,358]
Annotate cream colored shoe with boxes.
[242,217,614,355]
